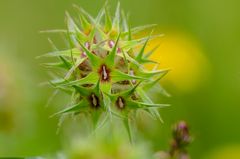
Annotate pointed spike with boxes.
[145,108,164,123]
[136,87,153,103]
[155,84,171,97]
[121,10,129,32]
[51,100,88,117]
[123,118,133,143]
[79,14,92,34]
[49,78,68,87]
[144,44,161,58]
[127,20,132,41]
[131,24,157,34]
[122,34,164,50]
[95,112,109,130]
[73,4,95,23]
[65,11,80,32]
[152,109,164,123]
[64,57,86,79]
[106,32,121,66]
[104,6,112,33]
[65,12,88,47]
[39,29,67,34]
[72,85,90,96]
[121,82,142,97]
[126,100,142,109]
[62,72,98,86]
[93,79,101,94]
[138,69,169,79]
[111,70,146,83]
[136,30,153,61]
[36,48,81,59]
[79,42,101,69]
[139,58,158,64]
[59,56,72,69]
[117,52,141,67]
[121,51,129,68]
[102,92,111,106]
[55,86,73,95]
[92,110,102,131]
[135,102,170,108]
[40,62,65,69]
[102,91,115,101]
[143,70,169,90]
[45,90,59,108]
[95,1,107,23]
[152,63,160,71]
[136,88,164,121]
[75,29,88,44]
[47,38,58,51]
[88,26,97,43]
[112,2,121,32]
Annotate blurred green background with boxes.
[0,0,240,158]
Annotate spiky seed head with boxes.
[40,2,169,139]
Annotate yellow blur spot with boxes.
[205,145,240,159]
[144,30,210,93]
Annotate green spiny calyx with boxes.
[41,2,169,138]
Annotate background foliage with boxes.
[0,0,240,158]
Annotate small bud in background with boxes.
[155,121,192,159]
[172,121,192,148]
[170,121,192,159]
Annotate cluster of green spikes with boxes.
[40,2,169,139]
